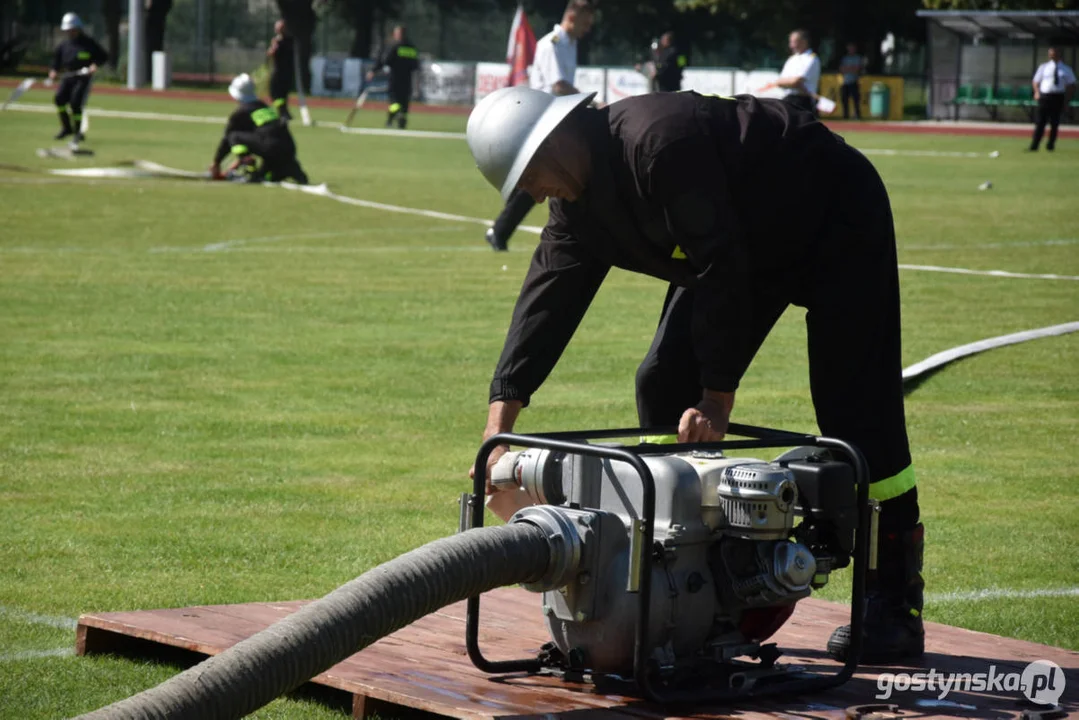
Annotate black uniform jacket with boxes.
[654,45,685,92]
[213,101,291,164]
[379,41,419,88]
[490,91,842,406]
[52,33,108,73]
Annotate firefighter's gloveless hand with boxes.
[678,390,735,443]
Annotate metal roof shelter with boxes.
[916,10,1078,121]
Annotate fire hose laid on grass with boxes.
[77,523,553,719]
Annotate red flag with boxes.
[506,4,536,87]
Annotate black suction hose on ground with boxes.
[77,523,552,720]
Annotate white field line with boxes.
[898,264,1079,281]
[0,648,75,662]
[0,606,77,630]
[14,155,1079,280]
[8,101,223,125]
[860,148,996,159]
[276,181,545,235]
[197,224,466,252]
[902,321,1079,381]
[6,104,1003,157]
[926,587,1079,604]
[338,125,465,140]
[906,239,1079,250]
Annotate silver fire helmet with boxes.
[228,73,258,103]
[466,86,595,201]
[61,12,83,31]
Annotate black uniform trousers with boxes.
[269,72,293,116]
[491,188,538,246]
[55,75,92,128]
[841,82,861,119]
[1030,93,1066,150]
[226,130,308,184]
[387,81,413,127]
[634,141,917,532]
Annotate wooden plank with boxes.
[76,587,1079,720]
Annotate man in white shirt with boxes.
[775,29,821,116]
[485,0,595,251]
[1029,46,1076,152]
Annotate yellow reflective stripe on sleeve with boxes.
[677,55,687,67]
[672,245,687,259]
[868,465,917,502]
[640,434,678,444]
[397,46,418,59]
[251,107,280,126]
[77,51,92,60]
[230,144,249,155]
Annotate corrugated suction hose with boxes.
[77,522,551,719]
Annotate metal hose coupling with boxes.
[509,505,594,592]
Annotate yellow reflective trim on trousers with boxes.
[672,245,687,259]
[231,144,249,155]
[677,55,688,68]
[396,46,418,59]
[869,465,916,502]
[640,434,678,444]
[389,103,402,113]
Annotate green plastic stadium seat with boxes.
[1014,85,1035,107]
[970,84,992,105]
[952,83,973,104]
[994,86,1016,105]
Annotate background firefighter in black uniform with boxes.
[266,19,294,120]
[209,74,308,184]
[651,31,686,92]
[467,86,925,665]
[48,12,107,142]
[366,24,418,129]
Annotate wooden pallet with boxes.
[76,587,1078,720]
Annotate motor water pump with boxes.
[466,424,873,702]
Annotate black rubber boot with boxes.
[55,109,73,140]
[827,522,925,663]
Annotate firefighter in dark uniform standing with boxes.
[48,12,107,142]
[652,31,686,92]
[467,86,925,665]
[266,20,294,120]
[367,24,418,129]
[210,74,308,184]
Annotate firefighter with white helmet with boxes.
[468,85,926,665]
[48,12,107,142]
[210,73,309,184]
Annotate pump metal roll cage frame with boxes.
[464,423,870,704]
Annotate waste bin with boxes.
[869,81,889,119]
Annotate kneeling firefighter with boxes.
[210,73,309,184]
[466,86,926,664]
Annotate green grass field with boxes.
[0,85,1077,718]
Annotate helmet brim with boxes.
[499,91,596,202]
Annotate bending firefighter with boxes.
[210,74,308,184]
[367,24,418,129]
[49,12,107,142]
[467,87,925,664]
